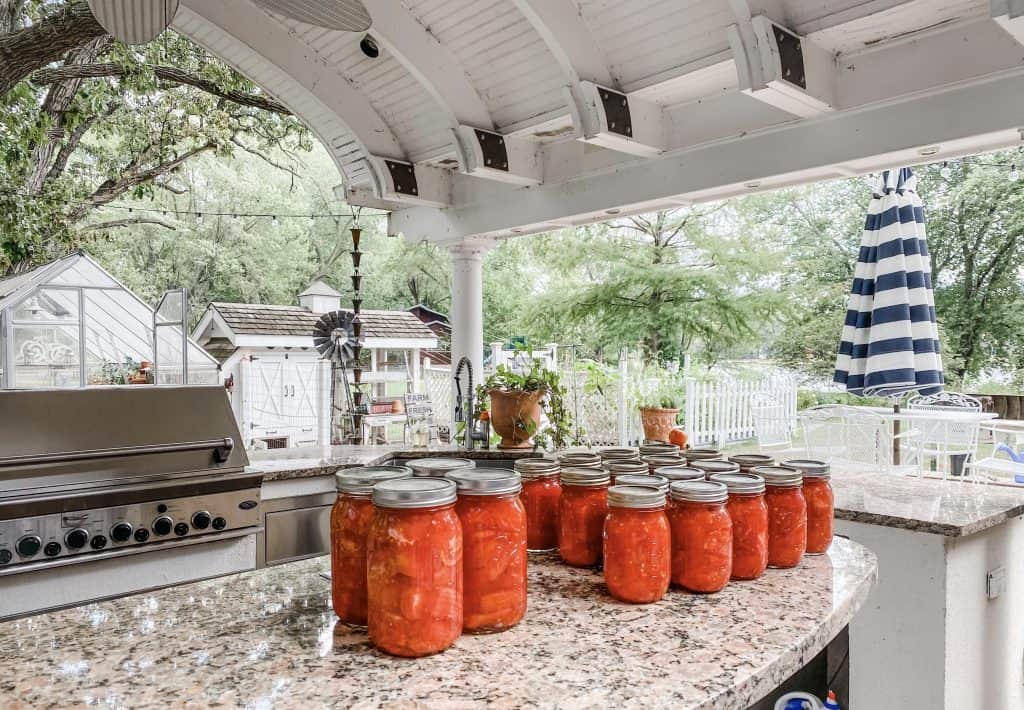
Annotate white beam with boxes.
[992,0,1024,43]
[510,0,615,88]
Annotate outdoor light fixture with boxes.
[744,181,762,189]
[918,146,940,157]
[86,0,179,45]
[360,36,380,58]
[604,209,620,215]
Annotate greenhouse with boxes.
[0,251,217,389]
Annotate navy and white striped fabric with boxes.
[833,168,944,397]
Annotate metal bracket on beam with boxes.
[454,126,541,186]
[993,0,1024,43]
[345,157,451,209]
[577,82,664,157]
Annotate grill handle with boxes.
[0,437,234,468]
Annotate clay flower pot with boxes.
[639,407,680,443]
[489,388,544,449]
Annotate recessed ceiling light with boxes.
[360,36,379,58]
[605,208,620,215]
[918,146,940,156]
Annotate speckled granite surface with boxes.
[832,469,1024,537]
[0,538,875,710]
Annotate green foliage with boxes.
[633,365,685,410]
[795,389,890,411]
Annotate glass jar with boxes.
[330,466,412,626]
[603,485,671,603]
[641,453,684,473]
[727,453,774,473]
[639,442,680,457]
[447,468,527,633]
[668,480,732,592]
[558,467,611,567]
[613,473,670,496]
[753,466,807,569]
[709,472,768,581]
[599,447,640,462]
[690,459,741,479]
[605,459,650,480]
[515,458,562,552]
[366,478,462,657]
[408,457,475,477]
[654,465,705,485]
[558,451,603,469]
[684,448,723,465]
[784,460,833,555]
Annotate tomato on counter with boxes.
[784,460,834,555]
[603,486,671,604]
[558,467,610,567]
[667,480,733,593]
[515,458,562,552]
[366,478,463,657]
[330,466,411,626]
[754,466,807,569]
[709,472,769,581]
[449,469,527,633]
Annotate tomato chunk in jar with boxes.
[515,458,561,552]
[366,478,462,657]
[754,466,807,568]
[330,466,411,626]
[449,469,527,633]
[603,485,671,603]
[709,472,768,581]
[558,467,610,567]
[668,480,733,593]
[784,460,833,555]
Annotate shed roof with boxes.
[209,302,436,341]
[299,279,342,297]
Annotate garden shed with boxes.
[0,251,217,389]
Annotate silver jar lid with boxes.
[728,454,775,470]
[514,457,560,479]
[685,448,723,462]
[782,459,831,479]
[335,465,412,495]
[752,465,804,488]
[641,454,684,467]
[446,467,522,495]
[372,477,457,508]
[708,472,766,495]
[604,459,650,474]
[690,460,741,476]
[613,473,670,494]
[408,457,475,477]
[560,466,611,486]
[558,451,602,468]
[599,447,640,460]
[639,442,680,456]
[669,480,728,503]
[653,465,706,482]
[607,485,666,509]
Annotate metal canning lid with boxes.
[372,477,457,508]
[708,472,766,495]
[653,465,706,482]
[639,443,679,456]
[607,484,665,509]
[335,465,413,495]
[669,480,728,503]
[604,459,650,474]
[641,454,684,466]
[446,467,522,495]
[685,448,722,462]
[752,465,804,488]
[408,457,475,477]
[613,473,670,494]
[558,451,602,467]
[560,466,611,486]
[728,454,775,470]
[599,447,639,460]
[514,457,560,479]
[690,460,741,475]
[782,459,831,479]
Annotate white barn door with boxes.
[248,353,320,448]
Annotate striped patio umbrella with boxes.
[834,167,944,399]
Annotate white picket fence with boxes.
[683,374,797,447]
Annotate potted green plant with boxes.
[635,368,683,442]
[476,356,573,450]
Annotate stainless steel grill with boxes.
[0,386,262,618]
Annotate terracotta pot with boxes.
[639,407,680,443]
[489,388,544,449]
[391,398,405,414]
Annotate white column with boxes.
[449,240,493,418]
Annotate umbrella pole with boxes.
[892,401,901,466]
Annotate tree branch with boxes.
[230,135,300,178]
[32,63,292,115]
[79,217,177,232]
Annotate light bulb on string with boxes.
[1010,165,1020,183]
[196,213,204,224]
[940,161,952,180]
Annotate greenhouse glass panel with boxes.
[50,258,120,287]
[13,323,80,388]
[84,290,154,385]
[13,289,78,322]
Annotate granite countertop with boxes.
[0,538,875,710]
[832,469,1024,537]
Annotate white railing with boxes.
[683,373,797,447]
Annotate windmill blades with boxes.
[250,0,371,31]
[312,310,360,364]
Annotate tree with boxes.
[0,0,307,274]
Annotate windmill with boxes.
[312,308,365,444]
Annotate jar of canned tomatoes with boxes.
[330,466,412,626]
[668,480,733,593]
[603,485,671,603]
[639,442,679,457]
[690,459,740,479]
[558,466,610,567]
[654,465,705,485]
[558,451,602,469]
[408,457,475,477]
[684,448,723,465]
[642,453,684,473]
[447,468,527,633]
[727,453,774,473]
[366,478,462,657]
[784,459,833,555]
[709,472,768,581]
[613,473,670,496]
[753,466,807,569]
[605,459,650,481]
[514,458,561,552]
[600,447,640,464]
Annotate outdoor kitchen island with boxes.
[0,538,874,710]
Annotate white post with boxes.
[490,341,505,371]
[317,358,332,456]
[449,239,493,423]
[411,348,421,394]
[238,355,251,449]
[617,350,629,446]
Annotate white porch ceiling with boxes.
[170,0,1024,242]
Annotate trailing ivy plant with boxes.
[475,355,574,451]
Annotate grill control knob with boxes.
[44,542,62,557]
[110,522,134,542]
[0,549,11,565]
[191,511,212,530]
[212,517,227,530]
[152,516,173,536]
[90,535,107,550]
[65,528,90,550]
[134,528,150,543]
[16,535,41,558]
[174,522,189,537]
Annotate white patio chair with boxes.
[797,405,848,464]
[750,393,802,456]
[965,421,1024,484]
[906,392,982,477]
[798,404,920,474]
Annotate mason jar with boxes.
[604,458,650,480]
[599,447,640,462]
[641,453,685,473]
[612,473,670,496]
[558,466,611,567]
[684,448,723,464]
[689,459,741,479]
[557,451,603,469]
[667,480,733,593]
[727,453,775,473]
[515,458,562,552]
[752,466,807,569]
[408,457,475,477]
[709,472,768,581]
[784,460,833,555]
[603,485,671,604]
[639,442,680,457]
